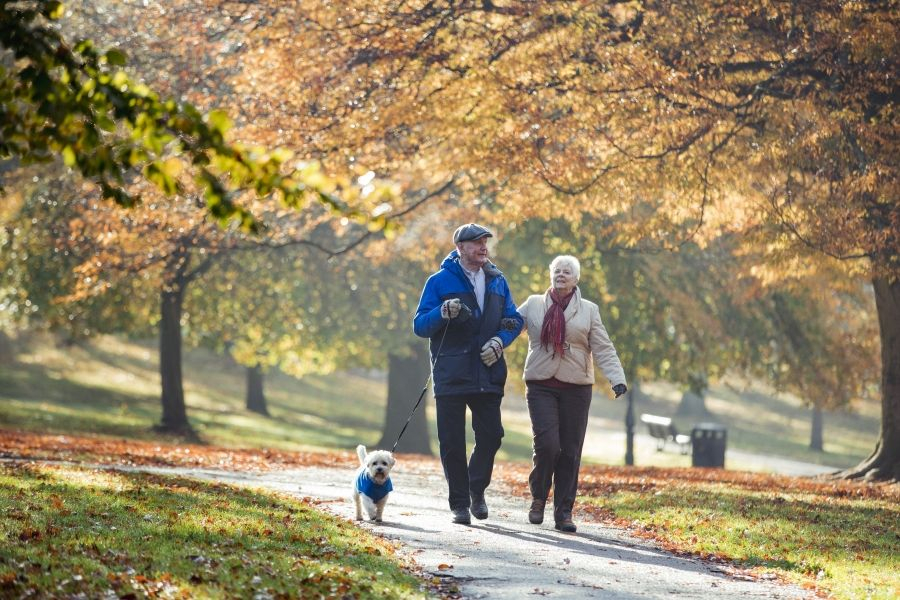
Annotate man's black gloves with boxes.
[612,383,627,398]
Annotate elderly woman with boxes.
[517,255,627,532]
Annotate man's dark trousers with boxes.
[435,392,504,510]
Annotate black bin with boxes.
[691,423,727,468]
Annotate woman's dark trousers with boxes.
[525,382,592,522]
[435,393,504,510]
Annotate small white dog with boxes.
[352,444,395,522]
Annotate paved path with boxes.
[130,462,812,600]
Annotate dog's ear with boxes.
[388,454,396,466]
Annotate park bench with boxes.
[640,413,691,454]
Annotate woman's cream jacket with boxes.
[517,287,626,387]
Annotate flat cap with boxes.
[453,223,493,244]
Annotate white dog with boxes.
[352,444,395,522]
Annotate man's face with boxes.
[457,237,490,268]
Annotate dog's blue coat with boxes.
[356,471,393,501]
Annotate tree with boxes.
[0,0,355,228]
[276,1,898,480]
[0,169,155,341]
[185,243,346,417]
[51,177,397,435]
[307,242,440,455]
[2,0,411,436]
[500,218,876,428]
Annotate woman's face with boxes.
[550,262,577,294]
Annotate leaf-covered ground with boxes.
[0,461,435,599]
[2,429,897,599]
[0,428,358,471]
[494,461,899,600]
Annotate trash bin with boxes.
[691,423,727,468]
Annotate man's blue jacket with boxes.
[413,250,523,398]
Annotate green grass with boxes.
[0,335,395,452]
[1,334,895,600]
[601,379,880,470]
[0,462,430,599]
[0,333,881,470]
[578,470,899,600]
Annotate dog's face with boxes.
[365,449,395,485]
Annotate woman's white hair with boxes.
[549,255,581,280]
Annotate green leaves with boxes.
[43,2,65,20]
[144,159,182,196]
[206,110,232,134]
[1,2,396,235]
[61,145,76,167]
[104,49,127,66]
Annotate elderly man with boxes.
[413,223,523,524]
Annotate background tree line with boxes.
[1,1,894,480]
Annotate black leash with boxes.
[391,321,450,453]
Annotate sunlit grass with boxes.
[0,463,430,598]
[0,334,880,469]
[636,379,878,468]
[579,473,899,599]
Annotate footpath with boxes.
[129,461,813,600]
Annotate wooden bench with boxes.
[640,414,691,454]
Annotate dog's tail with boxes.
[356,444,367,466]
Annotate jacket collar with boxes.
[543,286,581,320]
[441,249,502,280]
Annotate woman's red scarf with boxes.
[540,287,575,357]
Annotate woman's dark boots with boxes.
[528,498,546,524]
[554,518,577,533]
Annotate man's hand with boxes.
[441,298,463,320]
[612,383,627,398]
[480,336,503,366]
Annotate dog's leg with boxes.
[353,490,363,521]
[374,497,387,523]
[361,495,377,521]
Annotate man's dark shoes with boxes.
[470,493,489,520]
[451,507,471,525]
[528,498,546,524]
[554,518,577,533]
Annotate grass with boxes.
[1,334,896,600]
[0,333,881,471]
[0,462,430,599]
[570,466,900,600]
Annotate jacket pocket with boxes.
[568,345,591,377]
[434,350,473,386]
[488,358,508,385]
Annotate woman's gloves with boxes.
[612,383,627,398]
[480,336,503,366]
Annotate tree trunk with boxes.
[810,404,824,452]
[625,378,638,466]
[0,330,14,364]
[837,276,899,482]
[246,363,270,416]
[675,390,710,417]
[376,343,433,455]
[156,287,193,436]
[675,371,710,417]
